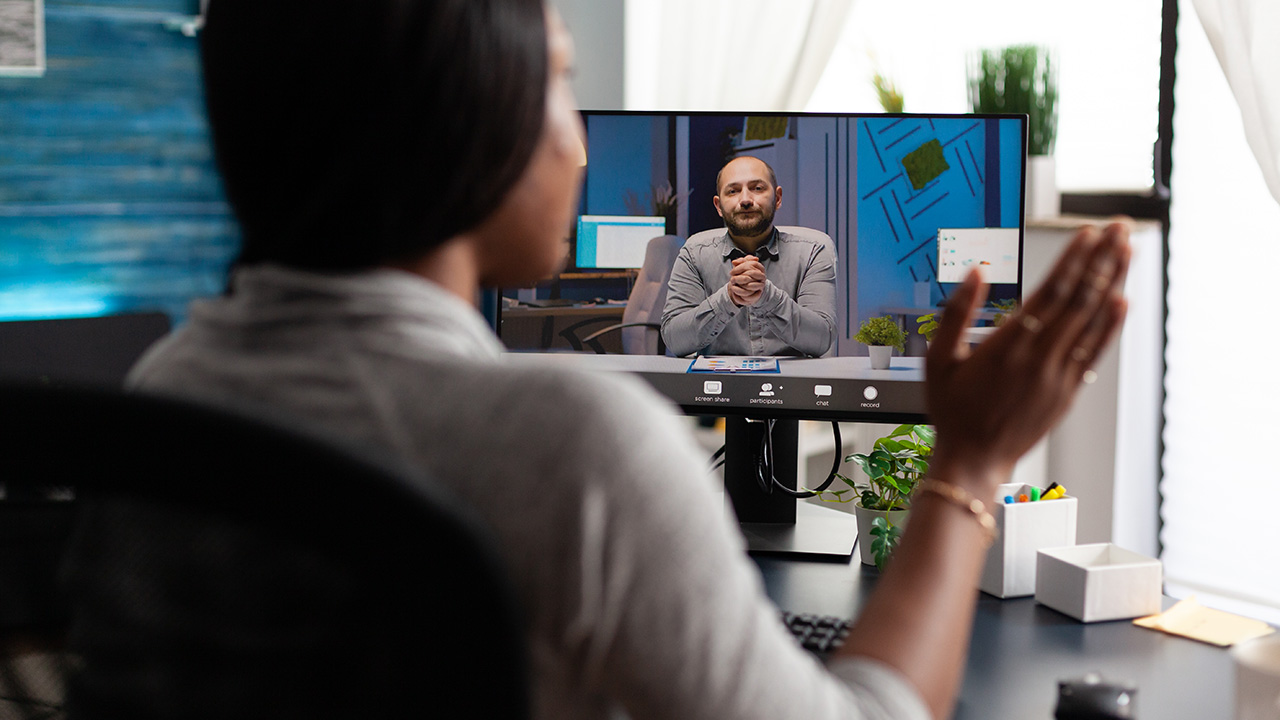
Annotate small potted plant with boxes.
[838,424,935,569]
[855,316,906,370]
[969,44,1058,219]
[990,298,1020,327]
[916,313,939,345]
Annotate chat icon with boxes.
[814,385,832,397]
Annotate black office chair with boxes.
[0,382,528,720]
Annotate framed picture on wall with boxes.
[0,0,44,77]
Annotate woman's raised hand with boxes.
[925,222,1132,490]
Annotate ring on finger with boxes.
[1019,314,1044,334]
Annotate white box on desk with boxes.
[979,483,1077,598]
[1035,543,1162,623]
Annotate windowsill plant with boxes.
[969,44,1059,219]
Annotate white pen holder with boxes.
[979,482,1077,598]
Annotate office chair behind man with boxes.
[0,382,528,720]
[572,234,685,355]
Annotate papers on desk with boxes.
[687,356,780,373]
[1134,596,1276,647]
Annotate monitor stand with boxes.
[724,417,857,560]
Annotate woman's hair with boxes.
[201,0,549,270]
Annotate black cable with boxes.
[712,421,844,499]
[813,421,842,493]
[759,421,842,499]
[755,420,774,495]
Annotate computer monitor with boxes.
[498,111,1027,556]
[575,215,667,269]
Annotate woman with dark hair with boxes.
[200,0,562,273]
[129,1,1131,719]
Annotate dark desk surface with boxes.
[751,555,1232,719]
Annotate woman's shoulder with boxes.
[464,357,679,431]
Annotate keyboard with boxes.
[780,611,851,656]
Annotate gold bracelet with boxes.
[918,479,998,543]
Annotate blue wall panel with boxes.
[583,114,660,217]
[0,0,238,323]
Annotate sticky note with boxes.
[1134,596,1276,647]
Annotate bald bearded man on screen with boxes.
[661,156,837,357]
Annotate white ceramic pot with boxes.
[868,345,892,370]
[852,502,910,566]
[1026,154,1059,221]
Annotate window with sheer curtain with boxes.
[624,0,853,112]
[625,1,1162,193]
[1164,0,1280,625]
[802,0,1163,193]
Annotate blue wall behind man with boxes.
[582,114,659,217]
[0,0,238,323]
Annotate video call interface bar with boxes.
[637,367,927,423]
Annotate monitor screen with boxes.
[499,111,1026,424]
[576,215,667,269]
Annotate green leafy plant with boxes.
[854,316,906,353]
[916,312,939,342]
[842,424,935,512]
[968,44,1058,156]
[872,72,904,113]
[832,424,935,569]
[990,298,1020,327]
[869,516,903,569]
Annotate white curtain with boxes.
[626,0,854,111]
[1163,0,1280,624]
[1192,0,1280,205]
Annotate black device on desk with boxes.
[0,312,171,388]
[780,610,852,656]
[499,111,1028,558]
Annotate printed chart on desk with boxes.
[688,356,781,373]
